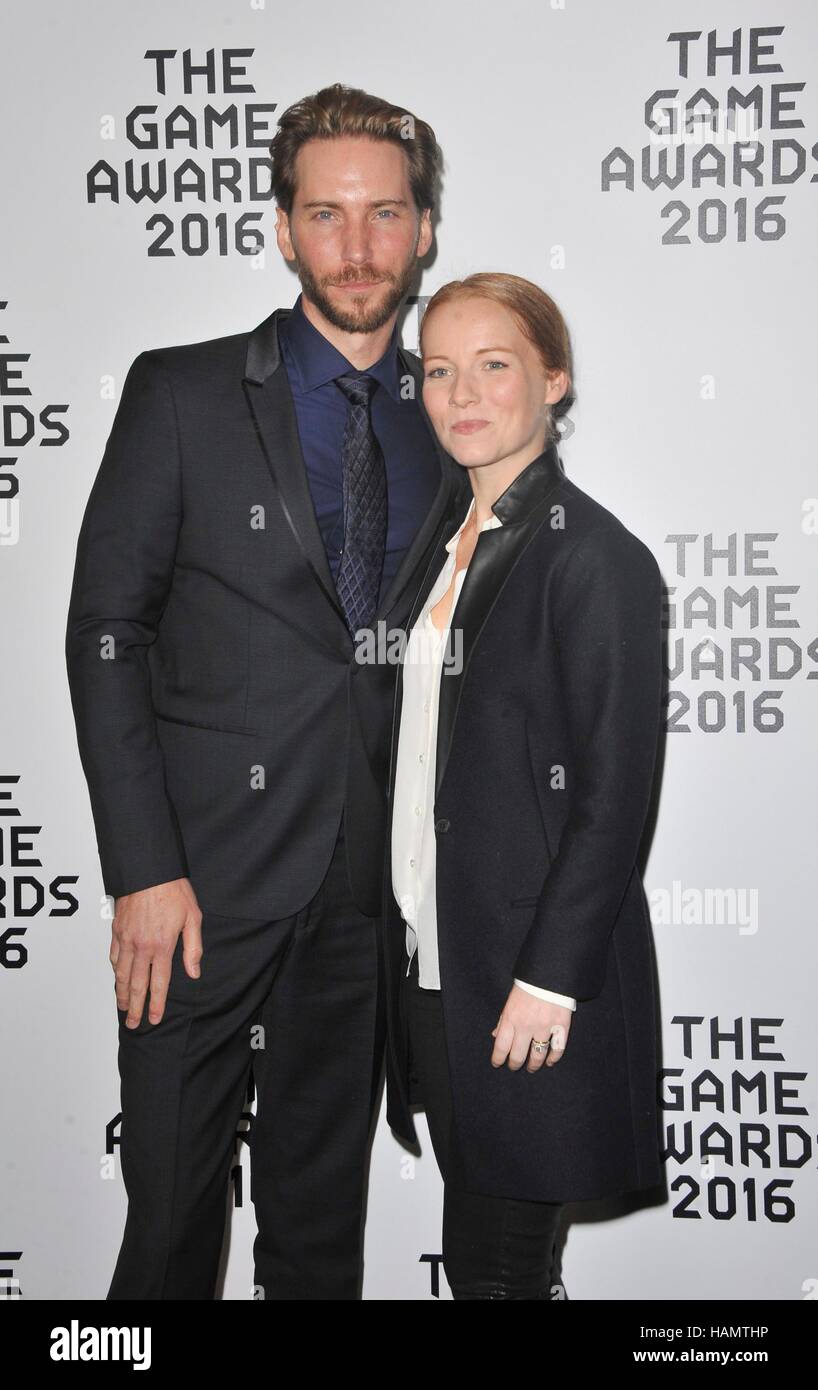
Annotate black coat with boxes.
[380,443,665,1203]
[65,307,465,919]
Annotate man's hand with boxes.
[110,878,203,1029]
[490,984,572,1071]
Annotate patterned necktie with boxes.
[334,373,388,635]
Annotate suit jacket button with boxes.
[435,818,450,833]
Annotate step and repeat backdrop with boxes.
[1,0,816,1300]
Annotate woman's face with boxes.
[421,296,567,473]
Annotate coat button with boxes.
[434,818,450,833]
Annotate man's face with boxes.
[275,135,433,334]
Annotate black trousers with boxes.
[108,811,382,1300]
[402,951,565,1300]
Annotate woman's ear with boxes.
[545,368,570,406]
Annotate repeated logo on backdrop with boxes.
[0,776,78,968]
[662,1014,813,1224]
[601,25,816,243]
[663,529,818,733]
[86,48,277,259]
[0,301,70,542]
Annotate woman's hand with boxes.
[491,985,572,1071]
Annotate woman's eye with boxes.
[485,360,508,370]
[425,367,448,379]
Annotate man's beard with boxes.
[291,239,419,334]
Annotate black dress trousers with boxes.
[401,951,565,1300]
[107,810,383,1300]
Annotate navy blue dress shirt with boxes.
[278,293,442,609]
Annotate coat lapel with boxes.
[383,484,469,804]
[242,305,463,636]
[434,443,566,798]
[385,442,567,804]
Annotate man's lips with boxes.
[451,420,490,434]
[335,280,382,291]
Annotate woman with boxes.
[381,273,664,1300]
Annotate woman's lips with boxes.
[451,420,490,434]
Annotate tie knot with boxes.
[335,372,378,408]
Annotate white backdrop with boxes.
[1,0,816,1301]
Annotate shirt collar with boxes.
[444,494,503,553]
[279,291,402,400]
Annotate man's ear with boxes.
[275,208,295,263]
[417,207,434,259]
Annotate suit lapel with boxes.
[243,307,349,634]
[374,347,464,619]
[242,305,464,638]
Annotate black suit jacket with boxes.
[381,443,666,1203]
[65,306,468,919]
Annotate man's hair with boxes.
[420,273,576,445]
[269,82,443,218]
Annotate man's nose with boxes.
[340,221,374,263]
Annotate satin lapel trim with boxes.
[404,489,470,636]
[243,308,349,633]
[384,490,470,804]
[434,480,564,801]
[374,347,460,620]
[243,308,461,631]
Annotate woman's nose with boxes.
[450,378,478,407]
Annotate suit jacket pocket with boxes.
[154,711,258,736]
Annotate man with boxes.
[65,82,468,1300]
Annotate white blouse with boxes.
[390,496,577,1010]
